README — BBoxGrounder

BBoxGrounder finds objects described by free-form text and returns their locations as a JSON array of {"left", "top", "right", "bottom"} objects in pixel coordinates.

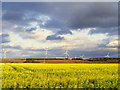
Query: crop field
[{"left": 1, "top": 63, "right": 119, "bottom": 89}]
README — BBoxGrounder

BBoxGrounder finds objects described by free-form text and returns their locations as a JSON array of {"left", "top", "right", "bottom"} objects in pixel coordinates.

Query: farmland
[
  {"left": 1, "top": 63, "right": 119, "bottom": 89},
  {"left": 1, "top": 58, "right": 119, "bottom": 63}
]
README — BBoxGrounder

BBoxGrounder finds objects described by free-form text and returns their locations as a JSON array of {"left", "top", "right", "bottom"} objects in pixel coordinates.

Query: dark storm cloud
[
  {"left": 42, "top": 19, "right": 72, "bottom": 35},
  {"left": 0, "top": 34, "right": 10, "bottom": 43},
  {"left": 2, "top": 2, "right": 51, "bottom": 14},
  {"left": 2, "top": 2, "right": 118, "bottom": 35},
  {"left": 42, "top": 18, "right": 65, "bottom": 29},
  {"left": 26, "top": 27, "right": 37, "bottom": 32},
  {"left": 2, "top": 11, "right": 37, "bottom": 27},
  {"left": 46, "top": 35, "right": 64, "bottom": 40},
  {"left": 57, "top": 29, "right": 72, "bottom": 35},
  {"left": 2, "top": 2, "right": 118, "bottom": 58},
  {"left": 89, "top": 27, "right": 118, "bottom": 35},
  {"left": 3, "top": 11, "right": 25, "bottom": 21},
  {"left": 67, "top": 3, "right": 117, "bottom": 29}
]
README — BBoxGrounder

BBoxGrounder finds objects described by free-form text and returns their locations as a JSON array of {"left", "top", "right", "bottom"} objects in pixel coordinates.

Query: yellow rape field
[{"left": 1, "top": 63, "right": 119, "bottom": 89}]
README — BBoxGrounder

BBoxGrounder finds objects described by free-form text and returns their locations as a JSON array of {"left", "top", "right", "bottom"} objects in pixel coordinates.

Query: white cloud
[
  {"left": 2, "top": 28, "right": 110, "bottom": 52},
  {"left": 0, "top": 33, "right": 2, "bottom": 35},
  {"left": 107, "top": 40, "right": 118, "bottom": 47},
  {"left": 37, "top": 15, "right": 51, "bottom": 25},
  {"left": 2, "top": 27, "right": 56, "bottom": 49},
  {"left": 59, "top": 28, "right": 109, "bottom": 51},
  {"left": 19, "top": 27, "right": 54, "bottom": 40},
  {"left": 106, "top": 35, "right": 119, "bottom": 47}
]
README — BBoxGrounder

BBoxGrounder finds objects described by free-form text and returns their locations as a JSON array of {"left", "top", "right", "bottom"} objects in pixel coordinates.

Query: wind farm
[
  {"left": 1, "top": 1, "right": 119, "bottom": 89},
  {"left": 1, "top": 48, "right": 119, "bottom": 63}
]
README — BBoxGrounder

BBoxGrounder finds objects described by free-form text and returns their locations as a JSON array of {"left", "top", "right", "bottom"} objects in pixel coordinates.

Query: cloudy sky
[{"left": 1, "top": 2, "right": 119, "bottom": 58}]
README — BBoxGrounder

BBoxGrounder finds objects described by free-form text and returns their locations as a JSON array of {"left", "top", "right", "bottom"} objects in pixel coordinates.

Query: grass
[{"left": 1, "top": 63, "right": 119, "bottom": 89}]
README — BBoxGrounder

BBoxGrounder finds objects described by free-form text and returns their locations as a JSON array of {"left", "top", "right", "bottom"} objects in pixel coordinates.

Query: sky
[{"left": 1, "top": 2, "right": 119, "bottom": 58}]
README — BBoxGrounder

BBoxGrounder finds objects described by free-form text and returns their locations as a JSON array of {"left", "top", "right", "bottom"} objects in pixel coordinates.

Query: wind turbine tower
[
  {"left": 43, "top": 48, "right": 49, "bottom": 63},
  {"left": 2, "top": 49, "right": 7, "bottom": 58},
  {"left": 45, "top": 48, "right": 49, "bottom": 58}
]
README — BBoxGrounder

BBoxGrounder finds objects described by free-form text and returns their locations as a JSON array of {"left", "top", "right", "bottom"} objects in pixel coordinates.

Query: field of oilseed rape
[{"left": 1, "top": 63, "right": 119, "bottom": 89}]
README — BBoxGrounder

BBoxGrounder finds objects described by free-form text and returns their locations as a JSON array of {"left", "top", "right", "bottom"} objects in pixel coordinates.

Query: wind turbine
[
  {"left": 104, "top": 52, "right": 110, "bottom": 58},
  {"left": 45, "top": 48, "right": 49, "bottom": 58},
  {"left": 44, "top": 48, "right": 49, "bottom": 63},
  {"left": 64, "top": 50, "right": 69, "bottom": 58},
  {"left": 80, "top": 54, "right": 84, "bottom": 59},
  {"left": 2, "top": 49, "right": 7, "bottom": 58}
]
